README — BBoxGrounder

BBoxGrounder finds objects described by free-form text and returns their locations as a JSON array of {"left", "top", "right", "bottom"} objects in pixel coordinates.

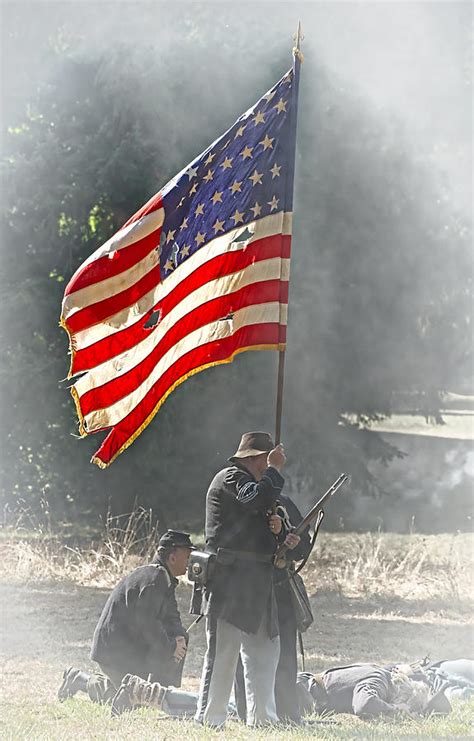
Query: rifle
[{"left": 273, "top": 473, "right": 349, "bottom": 569}]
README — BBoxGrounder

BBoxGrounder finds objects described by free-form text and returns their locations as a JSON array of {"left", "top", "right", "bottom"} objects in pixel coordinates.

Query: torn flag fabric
[{"left": 61, "top": 65, "right": 299, "bottom": 467}]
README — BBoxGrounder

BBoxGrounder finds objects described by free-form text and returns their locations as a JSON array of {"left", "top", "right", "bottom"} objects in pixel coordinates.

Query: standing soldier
[
  {"left": 58, "top": 530, "right": 195, "bottom": 703},
  {"left": 273, "top": 494, "right": 312, "bottom": 722},
  {"left": 234, "top": 494, "right": 312, "bottom": 724},
  {"left": 194, "top": 431, "right": 298, "bottom": 727}
]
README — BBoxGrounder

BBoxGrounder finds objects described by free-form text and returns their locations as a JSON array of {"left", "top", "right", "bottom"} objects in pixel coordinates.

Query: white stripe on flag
[
  {"left": 83, "top": 301, "right": 287, "bottom": 432},
  {"left": 72, "top": 206, "right": 164, "bottom": 269},
  {"left": 71, "top": 211, "right": 292, "bottom": 353},
  {"left": 62, "top": 248, "right": 160, "bottom": 318},
  {"left": 74, "top": 256, "right": 290, "bottom": 396}
]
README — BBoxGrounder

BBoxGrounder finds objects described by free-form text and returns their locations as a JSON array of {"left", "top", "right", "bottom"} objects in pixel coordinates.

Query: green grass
[{"left": 1, "top": 696, "right": 473, "bottom": 740}]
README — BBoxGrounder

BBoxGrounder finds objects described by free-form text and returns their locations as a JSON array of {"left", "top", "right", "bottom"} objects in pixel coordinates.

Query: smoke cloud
[{"left": 2, "top": 2, "right": 471, "bottom": 532}]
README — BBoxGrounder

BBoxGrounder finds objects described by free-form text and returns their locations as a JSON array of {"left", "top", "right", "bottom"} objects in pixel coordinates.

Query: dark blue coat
[
  {"left": 203, "top": 462, "right": 285, "bottom": 636},
  {"left": 90, "top": 558, "right": 186, "bottom": 682}
]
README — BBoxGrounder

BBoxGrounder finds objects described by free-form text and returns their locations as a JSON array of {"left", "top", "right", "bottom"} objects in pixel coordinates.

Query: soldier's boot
[
  {"left": 58, "top": 667, "right": 91, "bottom": 701},
  {"left": 111, "top": 674, "right": 167, "bottom": 717},
  {"left": 85, "top": 673, "right": 117, "bottom": 704}
]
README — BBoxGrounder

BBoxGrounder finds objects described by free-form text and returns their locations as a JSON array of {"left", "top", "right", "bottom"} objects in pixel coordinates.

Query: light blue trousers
[{"left": 195, "top": 615, "right": 280, "bottom": 726}]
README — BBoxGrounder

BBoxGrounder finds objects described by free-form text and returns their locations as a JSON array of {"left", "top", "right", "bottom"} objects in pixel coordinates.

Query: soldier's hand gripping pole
[{"left": 273, "top": 473, "right": 350, "bottom": 568}]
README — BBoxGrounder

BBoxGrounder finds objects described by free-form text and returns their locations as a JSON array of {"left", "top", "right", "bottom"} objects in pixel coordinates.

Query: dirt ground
[
  {"left": 1, "top": 532, "right": 473, "bottom": 738},
  {"left": 1, "top": 577, "right": 472, "bottom": 702}
]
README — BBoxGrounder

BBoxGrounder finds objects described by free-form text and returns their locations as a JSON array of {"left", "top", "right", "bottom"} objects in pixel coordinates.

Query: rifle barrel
[
  {"left": 274, "top": 473, "right": 349, "bottom": 566},
  {"left": 295, "top": 473, "right": 349, "bottom": 534}
]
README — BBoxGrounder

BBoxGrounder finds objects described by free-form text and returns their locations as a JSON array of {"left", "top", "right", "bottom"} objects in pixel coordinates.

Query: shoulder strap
[{"left": 295, "top": 509, "right": 324, "bottom": 575}]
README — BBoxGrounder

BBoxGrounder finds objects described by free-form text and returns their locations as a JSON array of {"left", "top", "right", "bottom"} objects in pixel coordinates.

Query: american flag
[{"left": 61, "top": 64, "right": 299, "bottom": 468}]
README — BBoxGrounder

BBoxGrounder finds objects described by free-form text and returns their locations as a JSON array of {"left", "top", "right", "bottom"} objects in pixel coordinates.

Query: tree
[{"left": 1, "top": 7, "right": 471, "bottom": 529}]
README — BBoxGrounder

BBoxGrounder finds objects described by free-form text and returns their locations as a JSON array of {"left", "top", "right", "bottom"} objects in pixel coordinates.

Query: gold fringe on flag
[{"left": 91, "top": 342, "right": 285, "bottom": 469}]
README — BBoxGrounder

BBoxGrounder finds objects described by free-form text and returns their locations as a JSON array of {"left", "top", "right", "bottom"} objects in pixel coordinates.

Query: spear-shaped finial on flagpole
[
  {"left": 293, "top": 21, "right": 304, "bottom": 62},
  {"left": 274, "top": 24, "right": 303, "bottom": 446}
]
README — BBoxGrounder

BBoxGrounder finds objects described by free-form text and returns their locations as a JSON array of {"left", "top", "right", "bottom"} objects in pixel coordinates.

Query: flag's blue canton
[{"left": 159, "top": 69, "right": 294, "bottom": 276}]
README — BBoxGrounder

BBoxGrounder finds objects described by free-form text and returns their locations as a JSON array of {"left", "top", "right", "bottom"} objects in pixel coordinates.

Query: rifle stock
[{"left": 274, "top": 473, "right": 349, "bottom": 568}]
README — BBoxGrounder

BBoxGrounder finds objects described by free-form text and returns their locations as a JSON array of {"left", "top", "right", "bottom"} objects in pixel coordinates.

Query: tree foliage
[{"left": 1, "top": 6, "right": 471, "bottom": 530}]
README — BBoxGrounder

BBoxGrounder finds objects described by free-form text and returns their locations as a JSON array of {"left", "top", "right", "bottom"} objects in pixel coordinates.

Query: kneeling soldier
[{"left": 58, "top": 530, "right": 195, "bottom": 704}]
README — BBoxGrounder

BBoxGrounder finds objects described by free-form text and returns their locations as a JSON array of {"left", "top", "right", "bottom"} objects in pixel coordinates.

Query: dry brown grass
[
  {"left": 1, "top": 515, "right": 473, "bottom": 740},
  {"left": 316, "top": 533, "right": 473, "bottom": 601},
  {"left": 1, "top": 511, "right": 472, "bottom": 607},
  {"left": 307, "top": 531, "right": 472, "bottom": 603},
  {"left": 0, "top": 508, "right": 161, "bottom": 588}
]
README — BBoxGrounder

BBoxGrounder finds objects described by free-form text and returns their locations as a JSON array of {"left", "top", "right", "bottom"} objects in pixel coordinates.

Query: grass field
[{"left": 1, "top": 527, "right": 473, "bottom": 739}]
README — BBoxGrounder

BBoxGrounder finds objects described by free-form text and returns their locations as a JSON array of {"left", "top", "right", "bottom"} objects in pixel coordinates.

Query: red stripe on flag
[
  {"left": 122, "top": 192, "right": 163, "bottom": 229},
  {"left": 159, "top": 235, "right": 290, "bottom": 321},
  {"left": 69, "top": 233, "right": 291, "bottom": 374},
  {"left": 91, "top": 322, "right": 285, "bottom": 467},
  {"left": 79, "top": 279, "right": 288, "bottom": 416},
  {"left": 66, "top": 265, "right": 162, "bottom": 334},
  {"left": 64, "top": 228, "right": 162, "bottom": 296}
]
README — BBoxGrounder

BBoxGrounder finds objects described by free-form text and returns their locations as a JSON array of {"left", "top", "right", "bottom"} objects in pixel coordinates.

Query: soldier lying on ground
[
  {"left": 58, "top": 530, "right": 195, "bottom": 710},
  {"left": 105, "top": 657, "right": 457, "bottom": 720},
  {"left": 57, "top": 657, "right": 465, "bottom": 721},
  {"left": 296, "top": 662, "right": 453, "bottom": 719}
]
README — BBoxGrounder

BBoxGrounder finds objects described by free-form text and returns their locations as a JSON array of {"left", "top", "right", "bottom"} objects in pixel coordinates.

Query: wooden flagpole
[{"left": 275, "top": 22, "right": 303, "bottom": 445}]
